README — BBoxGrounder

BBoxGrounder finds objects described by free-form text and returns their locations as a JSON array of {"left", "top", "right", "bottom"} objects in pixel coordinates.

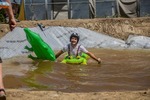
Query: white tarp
[
  {"left": 126, "top": 35, "right": 150, "bottom": 49},
  {"left": 0, "top": 26, "right": 150, "bottom": 59}
]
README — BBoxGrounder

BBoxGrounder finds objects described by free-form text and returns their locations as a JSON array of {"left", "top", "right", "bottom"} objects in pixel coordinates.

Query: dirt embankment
[
  {"left": 6, "top": 89, "right": 150, "bottom": 100},
  {"left": 0, "top": 17, "right": 150, "bottom": 40}
]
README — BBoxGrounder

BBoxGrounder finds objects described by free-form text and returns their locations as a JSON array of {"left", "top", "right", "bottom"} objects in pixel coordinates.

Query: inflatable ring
[{"left": 61, "top": 53, "right": 89, "bottom": 65}]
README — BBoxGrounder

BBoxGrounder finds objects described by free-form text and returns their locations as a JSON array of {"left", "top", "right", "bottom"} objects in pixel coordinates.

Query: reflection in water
[
  {"left": 3, "top": 49, "right": 150, "bottom": 92},
  {"left": 23, "top": 61, "right": 54, "bottom": 89}
]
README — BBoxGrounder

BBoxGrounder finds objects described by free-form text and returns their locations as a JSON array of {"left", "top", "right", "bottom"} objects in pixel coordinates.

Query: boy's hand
[{"left": 97, "top": 58, "right": 101, "bottom": 64}]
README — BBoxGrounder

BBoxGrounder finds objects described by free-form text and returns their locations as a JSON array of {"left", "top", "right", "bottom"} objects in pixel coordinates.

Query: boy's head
[{"left": 70, "top": 33, "right": 80, "bottom": 44}]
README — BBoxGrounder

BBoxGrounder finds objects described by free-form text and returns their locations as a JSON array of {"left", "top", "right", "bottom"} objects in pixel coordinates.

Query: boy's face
[{"left": 70, "top": 37, "right": 78, "bottom": 45}]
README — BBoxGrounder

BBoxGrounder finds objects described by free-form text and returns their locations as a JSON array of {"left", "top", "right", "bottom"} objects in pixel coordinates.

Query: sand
[{"left": 5, "top": 89, "right": 150, "bottom": 100}]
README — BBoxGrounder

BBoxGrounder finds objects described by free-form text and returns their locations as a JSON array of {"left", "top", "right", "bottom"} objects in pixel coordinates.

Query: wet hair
[{"left": 70, "top": 33, "right": 80, "bottom": 43}]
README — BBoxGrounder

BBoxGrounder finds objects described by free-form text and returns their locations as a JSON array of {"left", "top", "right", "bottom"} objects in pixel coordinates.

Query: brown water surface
[{"left": 3, "top": 49, "right": 150, "bottom": 92}]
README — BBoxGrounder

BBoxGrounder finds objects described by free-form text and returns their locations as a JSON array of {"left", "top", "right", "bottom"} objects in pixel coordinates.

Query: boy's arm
[
  {"left": 55, "top": 50, "right": 64, "bottom": 59},
  {"left": 86, "top": 52, "right": 101, "bottom": 64}
]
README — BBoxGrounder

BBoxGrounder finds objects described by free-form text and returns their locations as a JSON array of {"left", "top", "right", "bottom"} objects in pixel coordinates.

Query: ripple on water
[{"left": 3, "top": 49, "right": 150, "bottom": 92}]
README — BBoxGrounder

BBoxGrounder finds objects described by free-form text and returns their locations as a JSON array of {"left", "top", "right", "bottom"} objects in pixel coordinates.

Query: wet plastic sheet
[
  {"left": 0, "top": 26, "right": 150, "bottom": 59},
  {"left": 126, "top": 35, "right": 150, "bottom": 49}
]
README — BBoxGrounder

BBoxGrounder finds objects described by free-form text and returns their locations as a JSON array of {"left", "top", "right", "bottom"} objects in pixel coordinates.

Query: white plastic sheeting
[
  {"left": 126, "top": 35, "right": 150, "bottom": 49},
  {"left": 0, "top": 26, "right": 150, "bottom": 59}
]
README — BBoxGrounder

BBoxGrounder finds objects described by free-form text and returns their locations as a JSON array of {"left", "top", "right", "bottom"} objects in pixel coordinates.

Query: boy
[{"left": 55, "top": 33, "right": 101, "bottom": 64}]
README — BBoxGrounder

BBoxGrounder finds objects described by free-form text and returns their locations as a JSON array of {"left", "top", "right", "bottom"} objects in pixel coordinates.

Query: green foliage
[{"left": 0, "top": 9, "right": 6, "bottom": 23}]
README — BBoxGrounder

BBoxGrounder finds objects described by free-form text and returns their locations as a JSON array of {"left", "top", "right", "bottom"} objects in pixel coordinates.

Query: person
[
  {"left": 2, "top": 0, "right": 17, "bottom": 30},
  {"left": 0, "top": 58, "right": 5, "bottom": 98},
  {"left": 55, "top": 33, "right": 101, "bottom": 64},
  {"left": 0, "top": 0, "right": 17, "bottom": 98}
]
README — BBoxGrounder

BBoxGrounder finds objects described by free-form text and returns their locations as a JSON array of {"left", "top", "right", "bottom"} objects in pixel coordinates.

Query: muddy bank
[
  {"left": 6, "top": 89, "right": 150, "bottom": 100},
  {"left": 0, "top": 17, "right": 150, "bottom": 40}
]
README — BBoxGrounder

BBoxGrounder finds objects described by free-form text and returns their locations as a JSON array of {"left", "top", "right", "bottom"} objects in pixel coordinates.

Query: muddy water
[{"left": 2, "top": 49, "right": 150, "bottom": 92}]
